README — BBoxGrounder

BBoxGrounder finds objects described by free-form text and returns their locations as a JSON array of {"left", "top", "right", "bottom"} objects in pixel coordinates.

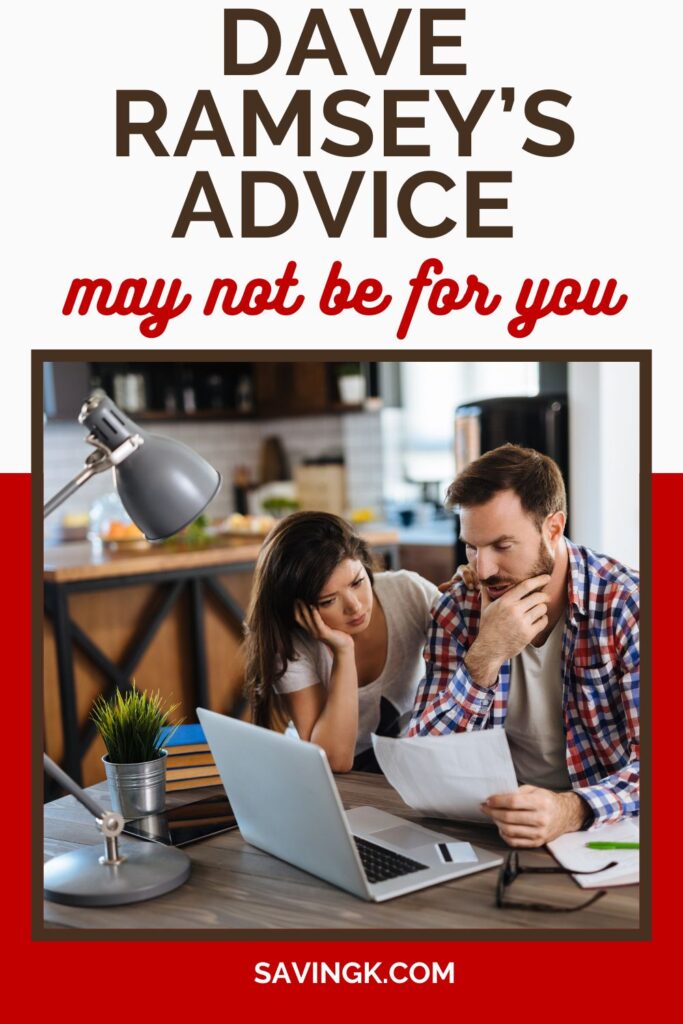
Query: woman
[{"left": 244, "top": 511, "right": 439, "bottom": 772}]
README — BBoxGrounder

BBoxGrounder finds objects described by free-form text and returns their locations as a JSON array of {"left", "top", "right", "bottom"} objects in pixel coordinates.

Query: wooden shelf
[{"left": 46, "top": 360, "right": 383, "bottom": 423}]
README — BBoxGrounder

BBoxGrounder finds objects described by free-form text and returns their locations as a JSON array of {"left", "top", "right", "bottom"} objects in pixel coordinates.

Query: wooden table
[{"left": 41, "top": 772, "right": 641, "bottom": 937}]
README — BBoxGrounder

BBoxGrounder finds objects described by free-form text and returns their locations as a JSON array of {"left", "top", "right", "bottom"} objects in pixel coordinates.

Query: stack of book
[{"left": 160, "top": 723, "right": 222, "bottom": 792}]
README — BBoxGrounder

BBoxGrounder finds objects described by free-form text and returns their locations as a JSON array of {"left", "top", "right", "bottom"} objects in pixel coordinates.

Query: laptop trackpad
[{"left": 371, "top": 824, "right": 439, "bottom": 851}]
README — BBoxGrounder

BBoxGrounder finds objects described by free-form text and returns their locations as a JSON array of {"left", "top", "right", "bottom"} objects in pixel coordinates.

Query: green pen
[{"left": 585, "top": 841, "right": 639, "bottom": 850}]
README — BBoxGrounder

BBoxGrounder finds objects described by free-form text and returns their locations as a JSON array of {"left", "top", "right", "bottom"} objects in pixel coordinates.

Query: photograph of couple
[{"left": 39, "top": 355, "right": 644, "bottom": 936}]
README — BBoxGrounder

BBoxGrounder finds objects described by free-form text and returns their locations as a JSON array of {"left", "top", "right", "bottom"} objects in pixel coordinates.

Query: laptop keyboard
[{"left": 353, "top": 836, "right": 429, "bottom": 884}]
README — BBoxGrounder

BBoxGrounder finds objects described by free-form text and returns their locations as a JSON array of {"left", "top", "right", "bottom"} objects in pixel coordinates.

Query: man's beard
[
  {"left": 529, "top": 538, "right": 555, "bottom": 579},
  {"left": 480, "top": 538, "right": 555, "bottom": 595}
]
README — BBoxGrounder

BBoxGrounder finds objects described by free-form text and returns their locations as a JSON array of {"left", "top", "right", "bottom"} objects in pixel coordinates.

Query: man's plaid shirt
[{"left": 409, "top": 538, "right": 640, "bottom": 826}]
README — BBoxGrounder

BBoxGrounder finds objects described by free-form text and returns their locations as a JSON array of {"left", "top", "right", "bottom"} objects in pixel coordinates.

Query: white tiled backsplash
[
  {"left": 43, "top": 411, "right": 384, "bottom": 541},
  {"left": 342, "top": 412, "right": 385, "bottom": 512}
]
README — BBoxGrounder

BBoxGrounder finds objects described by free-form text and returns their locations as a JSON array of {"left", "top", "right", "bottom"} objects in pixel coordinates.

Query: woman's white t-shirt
[{"left": 274, "top": 570, "right": 439, "bottom": 756}]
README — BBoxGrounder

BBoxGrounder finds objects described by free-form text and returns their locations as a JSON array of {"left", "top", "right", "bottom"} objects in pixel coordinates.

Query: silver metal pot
[{"left": 102, "top": 750, "right": 167, "bottom": 819}]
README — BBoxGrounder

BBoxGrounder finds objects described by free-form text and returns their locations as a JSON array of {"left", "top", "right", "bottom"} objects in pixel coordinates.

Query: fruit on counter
[
  {"left": 226, "top": 512, "right": 248, "bottom": 529},
  {"left": 253, "top": 515, "right": 276, "bottom": 532},
  {"left": 224, "top": 512, "right": 276, "bottom": 533},
  {"left": 102, "top": 520, "right": 146, "bottom": 541},
  {"left": 350, "top": 507, "right": 375, "bottom": 524}
]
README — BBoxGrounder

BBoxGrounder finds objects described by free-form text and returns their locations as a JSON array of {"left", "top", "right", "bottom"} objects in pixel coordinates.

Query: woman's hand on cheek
[{"left": 295, "top": 601, "right": 354, "bottom": 654}]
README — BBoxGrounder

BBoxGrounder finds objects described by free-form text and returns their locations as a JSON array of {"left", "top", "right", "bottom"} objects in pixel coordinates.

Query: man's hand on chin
[{"left": 481, "top": 786, "right": 592, "bottom": 847}]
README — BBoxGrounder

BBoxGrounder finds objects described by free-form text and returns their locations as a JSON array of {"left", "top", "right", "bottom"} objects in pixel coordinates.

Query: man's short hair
[{"left": 445, "top": 444, "right": 567, "bottom": 530}]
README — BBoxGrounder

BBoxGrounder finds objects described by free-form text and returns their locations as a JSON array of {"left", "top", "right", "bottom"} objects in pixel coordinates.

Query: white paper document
[
  {"left": 546, "top": 818, "right": 639, "bottom": 888},
  {"left": 372, "top": 728, "right": 518, "bottom": 823}
]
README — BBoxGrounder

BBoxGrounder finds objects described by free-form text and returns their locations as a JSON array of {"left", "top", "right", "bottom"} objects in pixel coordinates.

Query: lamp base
[{"left": 44, "top": 841, "right": 191, "bottom": 906}]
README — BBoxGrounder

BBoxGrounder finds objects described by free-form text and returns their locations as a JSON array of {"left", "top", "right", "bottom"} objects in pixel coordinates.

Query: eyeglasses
[{"left": 496, "top": 850, "right": 617, "bottom": 913}]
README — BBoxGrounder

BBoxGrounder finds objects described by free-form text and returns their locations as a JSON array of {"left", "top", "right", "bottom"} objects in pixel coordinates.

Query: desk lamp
[
  {"left": 43, "top": 754, "right": 191, "bottom": 905},
  {"left": 44, "top": 391, "right": 222, "bottom": 538},
  {"left": 43, "top": 389, "right": 222, "bottom": 903}
]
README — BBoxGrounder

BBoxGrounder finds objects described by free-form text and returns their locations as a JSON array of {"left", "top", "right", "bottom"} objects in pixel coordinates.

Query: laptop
[{"left": 196, "top": 708, "right": 502, "bottom": 902}]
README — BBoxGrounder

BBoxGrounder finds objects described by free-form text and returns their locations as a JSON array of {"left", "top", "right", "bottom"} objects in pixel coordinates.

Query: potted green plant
[
  {"left": 335, "top": 363, "right": 366, "bottom": 404},
  {"left": 91, "top": 684, "right": 181, "bottom": 818}
]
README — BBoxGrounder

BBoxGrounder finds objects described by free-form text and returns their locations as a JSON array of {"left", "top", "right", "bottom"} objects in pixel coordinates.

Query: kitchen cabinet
[
  {"left": 44, "top": 360, "right": 381, "bottom": 422},
  {"left": 253, "top": 361, "right": 329, "bottom": 416},
  {"left": 88, "top": 361, "right": 256, "bottom": 421}
]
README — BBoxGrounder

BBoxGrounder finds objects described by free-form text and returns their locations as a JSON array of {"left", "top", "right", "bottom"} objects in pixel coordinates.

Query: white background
[{"left": 5, "top": 1, "right": 680, "bottom": 471}]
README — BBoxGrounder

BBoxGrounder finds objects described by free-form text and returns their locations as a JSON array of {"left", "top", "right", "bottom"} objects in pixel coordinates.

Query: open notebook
[{"left": 547, "top": 818, "right": 639, "bottom": 888}]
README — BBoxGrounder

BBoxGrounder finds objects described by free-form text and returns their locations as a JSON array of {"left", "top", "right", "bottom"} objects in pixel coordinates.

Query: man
[{"left": 409, "top": 444, "right": 639, "bottom": 847}]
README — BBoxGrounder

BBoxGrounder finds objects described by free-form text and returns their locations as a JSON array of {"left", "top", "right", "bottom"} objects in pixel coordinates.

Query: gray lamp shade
[
  {"left": 116, "top": 433, "right": 221, "bottom": 540},
  {"left": 80, "top": 393, "right": 221, "bottom": 540}
]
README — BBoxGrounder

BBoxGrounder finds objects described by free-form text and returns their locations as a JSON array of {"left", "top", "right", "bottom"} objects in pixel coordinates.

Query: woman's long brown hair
[{"left": 243, "top": 512, "right": 375, "bottom": 728}]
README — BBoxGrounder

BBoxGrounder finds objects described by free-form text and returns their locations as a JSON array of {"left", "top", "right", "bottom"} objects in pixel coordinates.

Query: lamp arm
[
  {"left": 43, "top": 461, "right": 103, "bottom": 519},
  {"left": 43, "top": 433, "right": 144, "bottom": 519},
  {"left": 44, "top": 754, "right": 126, "bottom": 867},
  {"left": 43, "top": 753, "right": 109, "bottom": 819}
]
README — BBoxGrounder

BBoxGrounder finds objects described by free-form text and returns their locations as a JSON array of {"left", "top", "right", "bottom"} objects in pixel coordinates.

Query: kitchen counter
[
  {"left": 43, "top": 537, "right": 264, "bottom": 582},
  {"left": 44, "top": 527, "right": 400, "bottom": 581}
]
